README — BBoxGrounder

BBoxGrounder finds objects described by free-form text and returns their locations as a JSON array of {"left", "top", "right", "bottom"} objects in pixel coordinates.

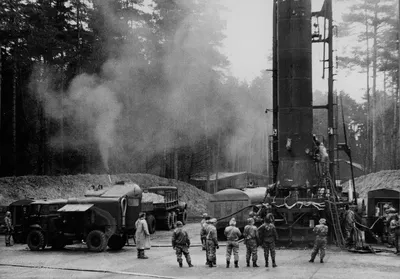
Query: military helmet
[
  {"left": 176, "top": 221, "right": 183, "bottom": 227},
  {"left": 210, "top": 218, "right": 217, "bottom": 223},
  {"left": 319, "top": 218, "right": 327, "bottom": 224}
]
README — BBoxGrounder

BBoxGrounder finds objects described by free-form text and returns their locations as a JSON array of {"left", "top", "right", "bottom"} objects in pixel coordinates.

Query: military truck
[
  {"left": 22, "top": 199, "right": 68, "bottom": 250},
  {"left": 49, "top": 181, "right": 144, "bottom": 252},
  {"left": 143, "top": 186, "right": 188, "bottom": 230}
]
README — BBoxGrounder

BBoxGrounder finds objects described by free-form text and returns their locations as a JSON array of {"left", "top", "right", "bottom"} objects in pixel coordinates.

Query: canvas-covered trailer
[{"left": 208, "top": 187, "right": 266, "bottom": 232}]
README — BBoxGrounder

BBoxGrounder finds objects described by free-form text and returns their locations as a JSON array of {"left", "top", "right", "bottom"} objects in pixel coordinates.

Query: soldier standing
[
  {"left": 135, "top": 212, "right": 151, "bottom": 259},
  {"left": 389, "top": 214, "right": 400, "bottom": 254},
  {"left": 344, "top": 205, "right": 356, "bottom": 247},
  {"left": 243, "top": 217, "right": 259, "bottom": 267},
  {"left": 258, "top": 216, "right": 278, "bottom": 268},
  {"left": 172, "top": 221, "right": 194, "bottom": 267},
  {"left": 205, "top": 218, "right": 219, "bottom": 267},
  {"left": 309, "top": 218, "right": 328, "bottom": 263},
  {"left": 224, "top": 218, "right": 241, "bottom": 268},
  {"left": 200, "top": 213, "right": 209, "bottom": 251},
  {"left": 4, "top": 211, "right": 13, "bottom": 247},
  {"left": 201, "top": 217, "right": 211, "bottom": 265}
]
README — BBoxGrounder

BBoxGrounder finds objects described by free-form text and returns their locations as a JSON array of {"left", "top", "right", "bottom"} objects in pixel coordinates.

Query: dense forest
[
  {"left": 0, "top": 0, "right": 271, "bottom": 180},
  {"left": 0, "top": 0, "right": 399, "bottom": 183}
]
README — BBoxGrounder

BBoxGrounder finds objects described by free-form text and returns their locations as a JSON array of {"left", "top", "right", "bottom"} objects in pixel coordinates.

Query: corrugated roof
[
  {"left": 58, "top": 204, "right": 94, "bottom": 212},
  {"left": 341, "top": 170, "right": 400, "bottom": 198},
  {"left": 191, "top": 172, "right": 268, "bottom": 181}
]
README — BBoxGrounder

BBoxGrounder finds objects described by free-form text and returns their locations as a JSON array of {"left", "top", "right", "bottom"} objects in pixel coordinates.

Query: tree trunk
[
  {"left": 371, "top": 6, "right": 378, "bottom": 172},
  {"left": 365, "top": 0, "right": 371, "bottom": 173},
  {"left": 12, "top": 61, "right": 17, "bottom": 176},
  {"left": 0, "top": 42, "right": 2, "bottom": 171}
]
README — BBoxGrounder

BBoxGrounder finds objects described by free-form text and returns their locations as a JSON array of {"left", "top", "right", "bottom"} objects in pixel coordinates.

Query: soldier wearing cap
[
  {"left": 205, "top": 218, "right": 219, "bottom": 267},
  {"left": 4, "top": 211, "right": 13, "bottom": 246},
  {"left": 309, "top": 218, "right": 328, "bottom": 263},
  {"left": 243, "top": 217, "right": 259, "bottom": 267},
  {"left": 172, "top": 221, "right": 193, "bottom": 267},
  {"left": 224, "top": 218, "right": 241, "bottom": 268}
]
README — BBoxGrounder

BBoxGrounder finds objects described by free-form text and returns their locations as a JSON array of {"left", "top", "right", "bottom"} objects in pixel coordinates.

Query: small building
[{"left": 189, "top": 171, "right": 269, "bottom": 194}]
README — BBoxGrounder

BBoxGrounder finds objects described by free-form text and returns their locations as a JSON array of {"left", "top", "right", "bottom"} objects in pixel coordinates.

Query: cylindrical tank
[
  {"left": 208, "top": 188, "right": 266, "bottom": 231},
  {"left": 277, "top": 0, "right": 316, "bottom": 186}
]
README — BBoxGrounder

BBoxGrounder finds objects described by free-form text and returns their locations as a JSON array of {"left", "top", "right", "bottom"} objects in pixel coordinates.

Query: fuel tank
[{"left": 277, "top": 0, "right": 316, "bottom": 187}]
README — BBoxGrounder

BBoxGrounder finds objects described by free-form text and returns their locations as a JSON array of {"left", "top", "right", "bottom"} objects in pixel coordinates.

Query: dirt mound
[
  {"left": 342, "top": 170, "right": 400, "bottom": 198},
  {"left": 0, "top": 173, "right": 211, "bottom": 217}
]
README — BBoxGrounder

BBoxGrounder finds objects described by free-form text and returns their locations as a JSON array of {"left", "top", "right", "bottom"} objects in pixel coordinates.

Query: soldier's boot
[
  {"left": 178, "top": 260, "right": 183, "bottom": 268},
  {"left": 309, "top": 258, "right": 314, "bottom": 263},
  {"left": 272, "top": 260, "right": 277, "bottom": 268},
  {"left": 234, "top": 261, "right": 239, "bottom": 268},
  {"left": 320, "top": 259, "right": 324, "bottom": 263},
  {"left": 253, "top": 261, "right": 259, "bottom": 267},
  {"left": 208, "top": 262, "right": 214, "bottom": 268},
  {"left": 188, "top": 262, "right": 194, "bottom": 267},
  {"left": 137, "top": 250, "right": 141, "bottom": 258},
  {"left": 246, "top": 261, "right": 250, "bottom": 267},
  {"left": 226, "top": 260, "right": 230, "bottom": 268},
  {"left": 140, "top": 250, "right": 149, "bottom": 259},
  {"left": 265, "top": 256, "right": 269, "bottom": 267}
]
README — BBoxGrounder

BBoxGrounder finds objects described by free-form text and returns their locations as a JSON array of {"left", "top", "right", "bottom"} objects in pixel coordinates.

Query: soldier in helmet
[
  {"left": 389, "top": 213, "right": 400, "bottom": 254},
  {"left": 172, "top": 221, "right": 193, "bottom": 268},
  {"left": 200, "top": 213, "right": 209, "bottom": 250},
  {"left": 258, "top": 216, "right": 278, "bottom": 268},
  {"left": 344, "top": 205, "right": 356, "bottom": 247},
  {"left": 224, "top": 218, "right": 241, "bottom": 268},
  {"left": 309, "top": 218, "right": 328, "bottom": 263},
  {"left": 205, "top": 218, "right": 219, "bottom": 267},
  {"left": 243, "top": 217, "right": 259, "bottom": 267},
  {"left": 4, "top": 211, "right": 13, "bottom": 247}
]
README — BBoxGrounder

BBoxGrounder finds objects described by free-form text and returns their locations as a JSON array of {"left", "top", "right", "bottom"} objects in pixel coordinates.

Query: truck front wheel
[
  {"left": 27, "top": 230, "right": 45, "bottom": 251},
  {"left": 180, "top": 209, "right": 188, "bottom": 225},
  {"left": 171, "top": 211, "right": 178, "bottom": 229},
  {"left": 164, "top": 212, "right": 173, "bottom": 230},
  {"left": 87, "top": 230, "right": 108, "bottom": 252},
  {"left": 146, "top": 215, "right": 156, "bottom": 234}
]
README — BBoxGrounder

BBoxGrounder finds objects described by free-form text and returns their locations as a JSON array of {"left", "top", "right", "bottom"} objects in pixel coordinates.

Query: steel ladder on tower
[{"left": 325, "top": 174, "right": 345, "bottom": 248}]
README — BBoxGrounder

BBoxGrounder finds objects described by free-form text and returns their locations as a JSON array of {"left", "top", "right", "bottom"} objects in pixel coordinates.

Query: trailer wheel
[
  {"left": 27, "top": 230, "right": 45, "bottom": 251},
  {"left": 164, "top": 212, "right": 173, "bottom": 230},
  {"left": 86, "top": 230, "right": 108, "bottom": 252},
  {"left": 146, "top": 215, "right": 156, "bottom": 234},
  {"left": 171, "top": 211, "right": 178, "bottom": 229},
  {"left": 108, "top": 234, "right": 126, "bottom": 250},
  {"left": 180, "top": 209, "right": 188, "bottom": 225}
]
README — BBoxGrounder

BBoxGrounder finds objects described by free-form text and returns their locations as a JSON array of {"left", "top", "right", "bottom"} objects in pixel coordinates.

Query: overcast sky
[{"left": 222, "top": 0, "right": 373, "bottom": 103}]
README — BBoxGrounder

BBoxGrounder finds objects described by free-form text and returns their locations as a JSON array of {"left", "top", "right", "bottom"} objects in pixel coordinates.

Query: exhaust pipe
[{"left": 121, "top": 197, "right": 127, "bottom": 228}]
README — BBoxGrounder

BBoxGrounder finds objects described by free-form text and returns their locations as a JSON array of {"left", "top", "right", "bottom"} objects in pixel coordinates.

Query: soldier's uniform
[
  {"left": 258, "top": 219, "right": 278, "bottom": 267},
  {"left": 172, "top": 221, "right": 193, "bottom": 267},
  {"left": 206, "top": 218, "right": 218, "bottom": 267},
  {"left": 4, "top": 212, "right": 13, "bottom": 246},
  {"left": 243, "top": 218, "right": 259, "bottom": 267},
  {"left": 344, "top": 207, "right": 355, "bottom": 247},
  {"left": 389, "top": 215, "right": 400, "bottom": 254},
  {"left": 200, "top": 214, "right": 209, "bottom": 251},
  {"left": 224, "top": 219, "right": 242, "bottom": 268},
  {"left": 310, "top": 218, "right": 328, "bottom": 263}
]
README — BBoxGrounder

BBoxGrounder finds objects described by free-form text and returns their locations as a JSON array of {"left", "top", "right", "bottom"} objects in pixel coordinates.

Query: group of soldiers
[
  {"left": 197, "top": 213, "right": 279, "bottom": 268},
  {"left": 174, "top": 212, "right": 329, "bottom": 269}
]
